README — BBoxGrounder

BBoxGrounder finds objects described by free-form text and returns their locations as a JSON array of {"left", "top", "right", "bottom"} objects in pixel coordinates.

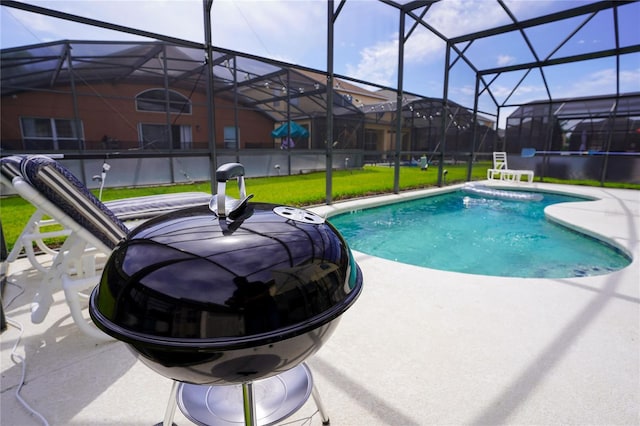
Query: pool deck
[{"left": 2, "top": 181, "right": 639, "bottom": 425}]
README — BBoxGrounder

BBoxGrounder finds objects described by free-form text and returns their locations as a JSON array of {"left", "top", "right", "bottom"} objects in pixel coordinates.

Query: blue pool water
[{"left": 329, "top": 190, "right": 631, "bottom": 278}]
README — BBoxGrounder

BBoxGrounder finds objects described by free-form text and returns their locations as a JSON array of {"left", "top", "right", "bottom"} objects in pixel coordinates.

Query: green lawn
[{"left": 1, "top": 162, "right": 638, "bottom": 253}]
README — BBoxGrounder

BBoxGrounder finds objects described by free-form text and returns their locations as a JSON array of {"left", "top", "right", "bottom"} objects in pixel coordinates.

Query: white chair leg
[
  {"left": 32, "top": 226, "right": 71, "bottom": 257},
  {"left": 27, "top": 229, "right": 110, "bottom": 339},
  {"left": 62, "top": 273, "right": 112, "bottom": 341},
  {"left": 62, "top": 240, "right": 111, "bottom": 340},
  {"left": 7, "top": 210, "right": 70, "bottom": 274},
  {"left": 30, "top": 235, "right": 78, "bottom": 325},
  {"left": 23, "top": 236, "right": 54, "bottom": 274},
  {"left": 30, "top": 239, "right": 69, "bottom": 324},
  {"left": 7, "top": 211, "right": 42, "bottom": 271}
]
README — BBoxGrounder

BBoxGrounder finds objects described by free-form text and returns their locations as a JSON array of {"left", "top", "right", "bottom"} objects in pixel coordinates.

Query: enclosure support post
[
  {"left": 231, "top": 57, "right": 240, "bottom": 163},
  {"left": 496, "top": 108, "right": 502, "bottom": 151},
  {"left": 600, "top": 100, "right": 618, "bottom": 186},
  {"left": 393, "top": 9, "right": 406, "bottom": 194},
  {"left": 161, "top": 45, "right": 177, "bottom": 182},
  {"left": 602, "top": 9, "right": 621, "bottom": 186},
  {"left": 65, "top": 44, "right": 88, "bottom": 183},
  {"left": 325, "top": 0, "right": 335, "bottom": 205},
  {"left": 540, "top": 101, "right": 556, "bottom": 181},
  {"left": 287, "top": 70, "right": 292, "bottom": 176},
  {"left": 438, "top": 44, "right": 451, "bottom": 187},
  {"left": 203, "top": 0, "right": 217, "bottom": 193},
  {"left": 466, "top": 75, "right": 481, "bottom": 181}
]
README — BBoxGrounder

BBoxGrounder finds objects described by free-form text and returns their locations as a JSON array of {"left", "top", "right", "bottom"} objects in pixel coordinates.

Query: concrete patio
[{"left": 2, "top": 182, "right": 638, "bottom": 425}]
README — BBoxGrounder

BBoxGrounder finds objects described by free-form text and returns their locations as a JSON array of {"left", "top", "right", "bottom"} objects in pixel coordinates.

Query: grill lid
[{"left": 90, "top": 163, "right": 362, "bottom": 347}]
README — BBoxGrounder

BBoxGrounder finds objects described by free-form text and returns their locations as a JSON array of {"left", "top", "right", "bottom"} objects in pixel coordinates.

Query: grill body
[{"left": 90, "top": 202, "right": 362, "bottom": 385}]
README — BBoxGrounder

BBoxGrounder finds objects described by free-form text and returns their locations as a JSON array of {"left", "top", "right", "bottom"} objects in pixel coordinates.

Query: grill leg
[
  {"left": 242, "top": 382, "right": 257, "bottom": 426},
  {"left": 312, "top": 383, "right": 330, "bottom": 425},
  {"left": 154, "top": 380, "right": 179, "bottom": 426}
]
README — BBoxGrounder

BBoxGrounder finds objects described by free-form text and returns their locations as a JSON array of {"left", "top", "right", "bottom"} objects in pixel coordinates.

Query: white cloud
[
  {"left": 424, "top": 0, "right": 550, "bottom": 38},
  {"left": 2, "top": 0, "right": 205, "bottom": 45},
  {"left": 497, "top": 54, "right": 516, "bottom": 67},
  {"left": 342, "top": 0, "right": 551, "bottom": 90},
  {"left": 620, "top": 68, "right": 640, "bottom": 88},
  {"left": 455, "top": 82, "right": 543, "bottom": 99},
  {"left": 342, "top": 26, "right": 445, "bottom": 87},
  {"left": 210, "top": 1, "right": 325, "bottom": 63},
  {"left": 457, "top": 85, "right": 476, "bottom": 97},
  {"left": 345, "top": 37, "right": 398, "bottom": 87},
  {"left": 580, "top": 68, "right": 617, "bottom": 90},
  {"left": 2, "top": 1, "right": 327, "bottom": 65},
  {"left": 556, "top": 67, "right": 640, "bottom": 98}
]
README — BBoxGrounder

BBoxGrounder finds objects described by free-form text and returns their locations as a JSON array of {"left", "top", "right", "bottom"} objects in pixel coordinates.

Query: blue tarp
[{"left": 271, "top": 121, "right": 309, "bottom": 138}]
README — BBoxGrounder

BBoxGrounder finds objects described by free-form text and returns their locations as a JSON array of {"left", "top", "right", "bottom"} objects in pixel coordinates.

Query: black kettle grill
[{"left": 89, "top": 163, "right": 363, "bottom": 425}]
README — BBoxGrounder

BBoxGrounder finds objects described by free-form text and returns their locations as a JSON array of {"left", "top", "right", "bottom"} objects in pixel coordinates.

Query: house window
[
  {"left": 20, "top": 117, "right": 83, "bottom": 150},
  {"left": 223, "top": 126, "right": 239, "bottom": 149},
  {"left": 364, "top": 129, "right": 378, "bottom": 150},
  {"left": 136, "top": 89, "right": 191, "bottom": 114},
  {"left": 139, "top": 123, "right": 192, "bottom": 150}
]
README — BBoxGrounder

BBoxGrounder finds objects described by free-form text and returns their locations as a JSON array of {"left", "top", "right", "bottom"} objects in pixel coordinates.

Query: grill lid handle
[
  {"left": 216, "top": 162, "right": 245, "bottom": 182},
  {"left": 210, "top": 163, "right": 254, "bottom": 219}
]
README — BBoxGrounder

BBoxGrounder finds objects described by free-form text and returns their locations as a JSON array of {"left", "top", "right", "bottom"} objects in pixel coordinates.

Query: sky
[{"left": 1, "top": 0, "right": 639, "bottom": 127}]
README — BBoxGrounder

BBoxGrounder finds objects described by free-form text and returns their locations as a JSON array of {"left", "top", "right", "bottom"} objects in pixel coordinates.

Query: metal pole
[
  {"left": 161, "top": 45, "right": 176, "bottom": 181},
  {"left": 540, "top": 103, "right": 556, "bottom": 181},
  {"left": 65, "top": 43, "right": 87, "bottom": 182},
  {"left": 1, "top": 220, "right": 7, "bottom": 333},
  {"left": 601, "top": 5, "right": 621, "bottom": 186},
  {"left": 232, "top": 56, "right": 240, "bottom": 163},
  {"left": 287, "top": 69, "right": 292, "bottom": 175},
  {"left": 600, "top": 100, "right": 618, "bottom": 186},
  {"left": 242, "top": 382, "right": 257, "bottom": 426},
  {"left": 438, "top": 44, "right": 451, "bottom": 187},
  {"left": 393, "top": 9, "right": 406, "bottom": 194},
  {"left": 495, "top": 108, "right": 502, "bottom": 152},
  {"left": 311, "top": 384, "right": 330, "bottom": 425},
  {"left": 325, "top": 0, "right": 335, "bottom": 204},
  {"left": 203, "top": 0, "right": 217, "bottom": 193},
  {"left": 161, "top": 381, "right": 179, "bottom": 426},
  {"left": 466, "top": 74, "right": 481, "bottom": 181}
]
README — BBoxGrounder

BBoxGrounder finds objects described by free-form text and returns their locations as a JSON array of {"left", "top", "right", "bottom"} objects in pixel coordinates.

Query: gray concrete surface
[{"left": 2, "top": 182, "right": 638, "bottom": 425}]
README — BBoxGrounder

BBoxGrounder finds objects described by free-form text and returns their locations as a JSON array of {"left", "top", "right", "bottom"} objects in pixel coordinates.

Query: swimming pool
[{"left": 328, "top": 189, "right": 631, "bottom": 278}]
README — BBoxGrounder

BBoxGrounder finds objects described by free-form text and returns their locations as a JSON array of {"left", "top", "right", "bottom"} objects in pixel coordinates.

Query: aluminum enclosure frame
[{"left": 1, "top": 0, "right": 639, "bottom": 198}]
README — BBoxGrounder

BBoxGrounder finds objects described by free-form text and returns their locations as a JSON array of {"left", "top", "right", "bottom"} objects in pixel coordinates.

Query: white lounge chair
[
  {"left": 1, "top": 155, "right": 212, "bottom": 274},
  {"left": 487, "top": 152, "right": 534, "bottom": 183},
  {"left": 1, "top": 156, "right": 72, "bottom": 274},
  {"left": 3, "top": 155, "right": 212, "bottom": 339}
]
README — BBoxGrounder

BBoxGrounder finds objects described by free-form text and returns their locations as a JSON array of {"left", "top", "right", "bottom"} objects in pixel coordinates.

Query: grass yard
[
  {"left": 0, "top": 164, "right": 479, "bottom": 252},
  {"left": 1, "top": 162, "right": 638, "bottom": 253}
]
